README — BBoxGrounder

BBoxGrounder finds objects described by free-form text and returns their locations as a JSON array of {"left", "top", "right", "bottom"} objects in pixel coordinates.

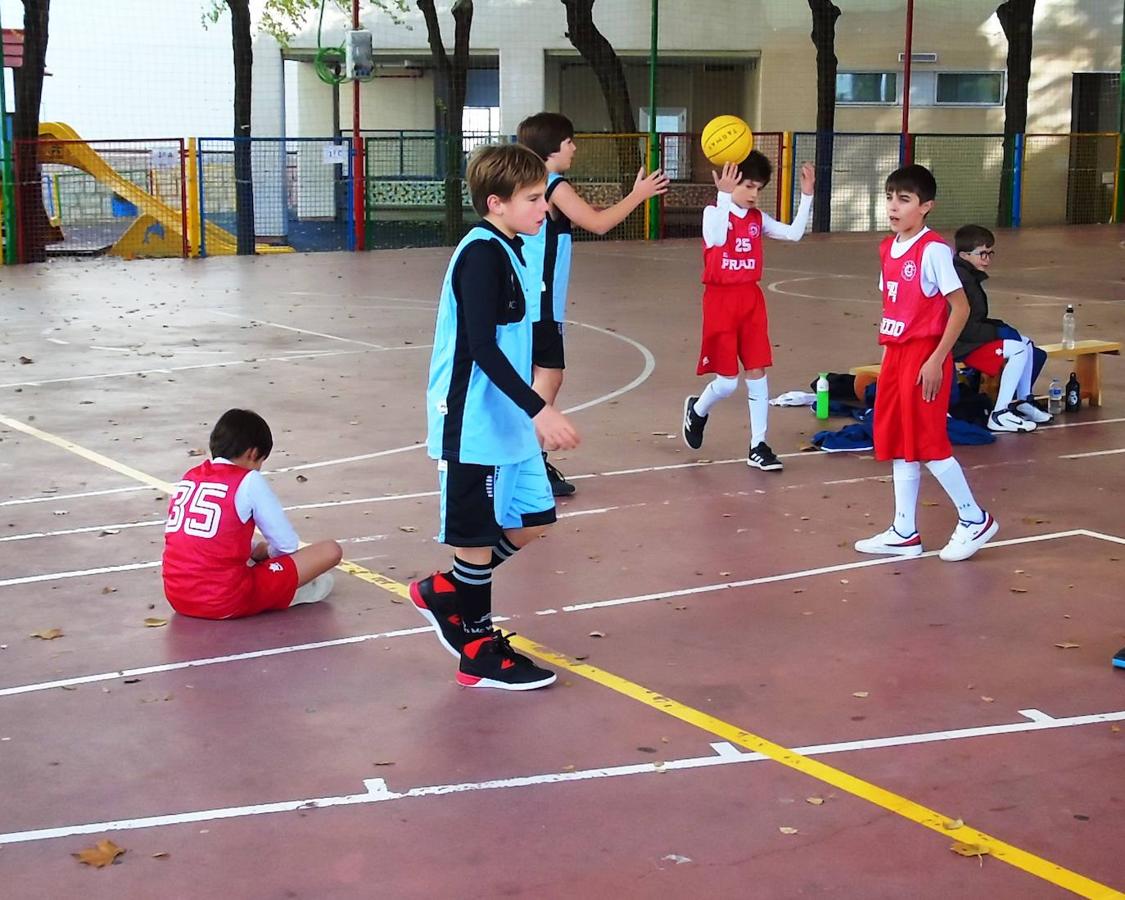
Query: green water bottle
[{"left": 816, "top": 372, "right": 830, "bottom": 420}]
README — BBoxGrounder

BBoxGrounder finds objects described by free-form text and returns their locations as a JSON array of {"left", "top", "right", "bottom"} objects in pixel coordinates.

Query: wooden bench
[{"left": 850, "top": 338, "right": 1121, "bottom": 407}]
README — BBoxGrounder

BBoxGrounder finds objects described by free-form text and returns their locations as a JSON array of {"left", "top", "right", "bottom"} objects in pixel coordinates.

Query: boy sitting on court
[
  {"left": 854, "top": 165, "right": 998, "bottom": 562},
  {"left": 951, "top": 224, "right": 1051, "bottom": 432},
  {"left": 517, "top": 112, "right": 669, "bottom": 496},
  {"left": 162, "top": 408, "right": 342, "bottom": 619},
  {"left": 410, "top": 143, "right": 579, "bottom": 692},
  {"left": 681, "top": 152, "right": 815, "bottom": 471}
]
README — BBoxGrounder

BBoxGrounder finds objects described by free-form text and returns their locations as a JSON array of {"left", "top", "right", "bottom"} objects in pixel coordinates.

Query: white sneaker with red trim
[
  {"left": 938, "top": 512, "right": 999, "bottom": 562},
  {"left": 854, "top": 527, "right": 923, "bottom": 557}
]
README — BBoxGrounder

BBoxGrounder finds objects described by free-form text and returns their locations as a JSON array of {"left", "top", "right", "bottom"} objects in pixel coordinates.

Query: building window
[
  {"left": 935, "top": 72, "right": 1004, "bottom": 105},
  {"left": 836, "top": 72, "right": 898, "bottom": 105}
]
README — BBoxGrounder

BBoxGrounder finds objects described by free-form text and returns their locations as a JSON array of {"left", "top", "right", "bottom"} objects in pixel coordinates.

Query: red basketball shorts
[
  {"left": 960, "top": 340, "right": 1005, "bottom": 377},
  {"left": 874, "top": 336, "right": 953, "bottom": 463},
  {"left": 696, "top": 282, "right": 772, "bottom": 376}
]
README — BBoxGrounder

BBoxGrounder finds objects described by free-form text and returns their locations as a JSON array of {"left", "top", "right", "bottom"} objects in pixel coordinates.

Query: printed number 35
[{"left": 166, "top": 481, "right": 228, "bottom": 538}]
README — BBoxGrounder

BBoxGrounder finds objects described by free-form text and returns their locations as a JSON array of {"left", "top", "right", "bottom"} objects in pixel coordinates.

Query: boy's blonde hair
[{"left": 466, "top": 144, "right": 546, "bottom": 217}]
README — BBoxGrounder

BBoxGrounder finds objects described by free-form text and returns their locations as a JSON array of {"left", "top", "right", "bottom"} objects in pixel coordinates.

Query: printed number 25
[
  {"left": 166, "top": 481, "right": 228, "bottom": 538},
  {"left": 735, "top": 237, "right": 752, "bottom": 253}
]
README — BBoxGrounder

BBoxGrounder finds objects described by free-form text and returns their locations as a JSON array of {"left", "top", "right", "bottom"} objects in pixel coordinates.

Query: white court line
[
  {"left": 0, "top": 485, "right": 155, "bottom": 508},
  {"left": 0, "top": 625, "right": 433, "bottom": 698},
  {"left": 1039, "top": 416, "right": 1125, "bottom": 431},
  {"left": 210, "top": 309, "right": 388, "bottom": 350},
  {"left": 248, "top": 318, "right": 657, "bottom": 475},
  {"left": 1, "top": 706, "right": 1121, "bottom": 846},
  {"left": 1058, "top": 448, "right": 1125, "bottom": 459},
  {"left": 0, "top": 560, "right": 161, "bottom": 588},
  {"left": 4, "top": 530, "right": 1118, "bottom": 696},
  {"left": 766, "top": 276, "right": 876, "bottom": 305},
  {"left": 561, "top": 321, "right": 656, "bottom": 415},
  {"left": 0, "top": 349, "right": 370, "bottom": 390},
  {"left": 267, "top": 443, "right": 426, "bottom": 474},
  {"left": 557, "top": 530, "right": 1097, "bottom": 613}
]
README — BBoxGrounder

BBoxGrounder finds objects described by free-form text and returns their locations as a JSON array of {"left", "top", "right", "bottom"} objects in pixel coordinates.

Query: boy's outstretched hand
[
  {"left": 534, "top": 405, "right": 580, "bottom": 451},
  {"left": 712, "top": 161, "right": 742, "bottom": 194},
  {"left": 631, "top": 166, "right": 670, "bottom": 200},
  {"left": 799, "top": 161, "right": 816, "bottom": 195}
]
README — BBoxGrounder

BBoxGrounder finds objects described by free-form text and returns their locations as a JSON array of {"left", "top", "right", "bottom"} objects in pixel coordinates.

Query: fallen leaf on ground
[
  {"left": 949, "top": 841, "right": 989, "bottom": 860},
  {"left": 805, "top": 797, "right": 825, "bottom": 806},
  {"left": 52, "top": 510, "right": 68, "bottom": 516},
  {"left": 101, "top": 586, "right": 117, "bottom": 595},
  {"left": 19, "top": 356, "right": 33, "bottom": 365},
  {"left": 186, "top": 448, "right": 205, "bottom": 457},
  {"left": 398, "top": 525, "right": 417, "bottom": 533},
  {"left": 1111, "top": 725, "right": 1121, "bottom": 734},
  {"left": 778, "top": 826, "right": 799, "bottom": 835},
  {"left": 922, "top": 500, "right": 939, "bottom": 507},
  {"left": 72, "top": 839, "right": 125, "bottom": 868},
  {"left": 852, "top": 691, "right": 869, "bottom": 698},
  {"left": 589, "top": 631, "right": 605, "bottom": 638},
  {"left": 30, "top": 628, "right": 63, "bottom": 640},
  {"left": 99, "top": 529, "right": 120, "bottom": 536},
  {"left": 981, "top": 696, "right": 995, "bottom": 703},
  {"left": 943, "top": 818, "right": 965, "bottom": 830},
  {"left": 373, "top": 760, "right": 395, "bottom": 766},
  {"left": 1054, "top": 642, "right": 1080, "bottom": 649},
  {"left": 151, "top": 851, "right": 169, "bottom": 860},
  {"left": 143, "top": 618, "right": 167, "bottom": 628},
  {"left": 295, "top": 475, "right": 308, "bottom": 483},
  {"left": 1021, "top": 516, "right": 1050, "bottom": 525},
  {"left": 661, "top": 854, "right": 692, "bottom": 864}
]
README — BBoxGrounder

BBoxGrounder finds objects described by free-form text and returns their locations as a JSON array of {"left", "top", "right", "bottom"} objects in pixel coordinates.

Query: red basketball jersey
[
  {"left": 702, "top": 207, "right": 764, "bottom": 286},
  {"left": 162, "top": 460, "right": 255, "bottom": 616},
  {"left": 878, "top": 230, "right": 950, "bottom": 345}
]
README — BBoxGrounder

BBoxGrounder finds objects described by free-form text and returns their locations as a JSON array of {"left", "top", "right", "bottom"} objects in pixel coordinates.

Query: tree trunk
[
  {"left": 808, "top": 0, "right": 840, "bottom": 233},
  {"left": 13, "top": 0, "right": 58, "bottom": 262},
  {"left": 997, "top": 0, "right": 1035, "bottom": 226},
  {"left": 228, "top": 0, "right": 255, "bottom": 254},
  {"left": 418, "top": 0, "right": 471, "bottom": 243},
  {"left": 562, "top": 0, "right": 642, "bottom": 185}
]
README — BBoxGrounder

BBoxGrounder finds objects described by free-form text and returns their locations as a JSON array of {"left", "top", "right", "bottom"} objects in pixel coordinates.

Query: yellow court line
[
  {"left": 5, "top": 411, "right": 1121, "bottom": 898},
  {"left": 0, "top": 414, "right": 174, "bottom": 493}
]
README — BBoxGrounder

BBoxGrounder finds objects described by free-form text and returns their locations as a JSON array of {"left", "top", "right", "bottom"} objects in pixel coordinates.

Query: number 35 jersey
[{"left": 162, "top": 460, "right": 256, "bottom": 609}]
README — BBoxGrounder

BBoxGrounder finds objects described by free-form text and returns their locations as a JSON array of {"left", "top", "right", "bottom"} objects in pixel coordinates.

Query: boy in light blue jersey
[
  {"left": 410, "top": 143, "right": 579, "bottom": 692},
  {"left": 518, "top": 112, "right": 669, "bottom": 495}
]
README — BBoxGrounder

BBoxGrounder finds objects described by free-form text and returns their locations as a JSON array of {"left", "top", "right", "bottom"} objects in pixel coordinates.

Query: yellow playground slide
[{"left": 37, "top": 122, "right": 291, "bottom": 257}]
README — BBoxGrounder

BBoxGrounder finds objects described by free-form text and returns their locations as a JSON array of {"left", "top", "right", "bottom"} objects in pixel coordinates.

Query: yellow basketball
[{"left": 701, "top": 115, "right": 753, "bottom": 166}]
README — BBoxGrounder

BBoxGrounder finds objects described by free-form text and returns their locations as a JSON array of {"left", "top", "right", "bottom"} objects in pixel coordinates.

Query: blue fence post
[{"left": 1011, "top": 132, "right": 1024, "bottom": 229}]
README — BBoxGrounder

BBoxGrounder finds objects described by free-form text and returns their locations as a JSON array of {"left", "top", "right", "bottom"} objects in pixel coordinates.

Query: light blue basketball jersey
[
  {"left": 426, "top": 227, "right": 540, "bottom": 465},
  {"left": 523, "top": 172, "right": 574, "bottom": 323}
]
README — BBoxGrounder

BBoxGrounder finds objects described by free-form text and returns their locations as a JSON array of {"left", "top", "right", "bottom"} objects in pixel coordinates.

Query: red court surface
[{"left": 1, "top": 227, "right": 1123, "bottom": 898}]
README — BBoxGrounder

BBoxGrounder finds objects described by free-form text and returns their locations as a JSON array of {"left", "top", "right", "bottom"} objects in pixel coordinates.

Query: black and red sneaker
[
  {"left": 457, "top": 630, "right": 556, "bottom": 691},
  {"left": 409, "top": 573, "right": 465, "bottom": 658}
]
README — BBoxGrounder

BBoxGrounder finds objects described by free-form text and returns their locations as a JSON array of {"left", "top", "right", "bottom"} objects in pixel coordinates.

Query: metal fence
[
  {"left": 2, "top": 130, "right": 1122, "bottom": 263},
  {"left": 791, "top": 132, "right": 902, "bottom": 232},
  {"left": 660, "top": 131, "right": 783, "bottom": 238},
  {"left": 14, "top": 137, "right": 186, "bottom": 259},
  {"left": 198, "top": 137, "right": 353, "bottom": 255}
]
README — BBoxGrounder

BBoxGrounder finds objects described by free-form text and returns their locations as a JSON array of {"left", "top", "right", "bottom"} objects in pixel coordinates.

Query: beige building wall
[{"left": 277, "top": 0, "right": 1121, "bottom": 138}]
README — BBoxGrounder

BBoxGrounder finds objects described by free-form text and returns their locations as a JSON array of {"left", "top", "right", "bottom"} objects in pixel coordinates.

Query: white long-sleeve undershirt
[
  {"left": 702, "top": 192, "right": 813, "bottom": 248},
  {"left": 214, "top": 457, "right": 300, "bottom": 557}
]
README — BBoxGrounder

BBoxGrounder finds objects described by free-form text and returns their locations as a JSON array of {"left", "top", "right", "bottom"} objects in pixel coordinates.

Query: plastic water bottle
[
  {"left": 816, "top": 373, "right": 830, "bottom": 420},
  {"left": 1062, "top": 304, "right": 1076, "bottom": 349},
  {"left": 1048, "top": 377, "right": 1064, "bottom": 415},
  {"left": 1065, "top": 372, "right": 1081, "bottom": 412}
]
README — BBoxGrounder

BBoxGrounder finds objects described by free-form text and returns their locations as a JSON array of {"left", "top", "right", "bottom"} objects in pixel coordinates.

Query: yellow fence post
[
  {"left": 186, "top": 137, "right": 201, "bottom": 257},
  {"left": 779, "top": 131, "right": 794, "bottom": 224}
]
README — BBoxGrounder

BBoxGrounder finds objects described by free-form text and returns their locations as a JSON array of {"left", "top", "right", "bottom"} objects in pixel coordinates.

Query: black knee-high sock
[
  {"left": 451, "top": 556, "right": 492, "bottom": 636},
  {"left": 490, "top": 535, "right": 520, "bottom": 569}
]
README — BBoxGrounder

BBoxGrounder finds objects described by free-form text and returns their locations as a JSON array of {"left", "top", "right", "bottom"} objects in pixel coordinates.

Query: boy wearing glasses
[{"left": 951, "top": 225, "right": 1051, "bottom": 432}]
